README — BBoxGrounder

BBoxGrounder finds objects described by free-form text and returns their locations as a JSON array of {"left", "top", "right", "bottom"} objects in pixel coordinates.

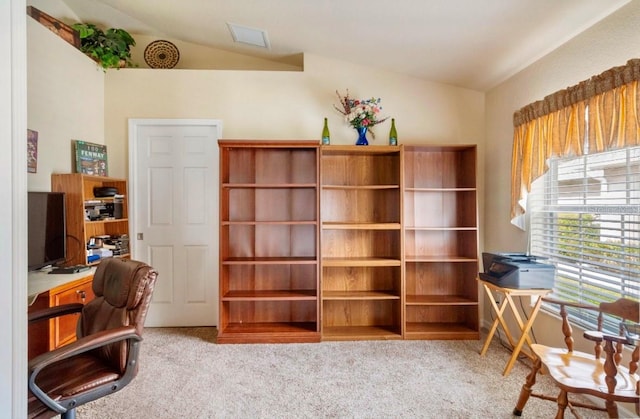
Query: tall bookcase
[
  {"left": 320, "top": 146, "right": 403, "bottom": 341},
  {"left": 403, "top": 145, "right": 479, "bottom": 340},
  {"left": 218, "top": 140, "right": 321, "bottom": 343},
  {"left": 51, "top": 174, "right": 129, "bottom": 267},
  {"left": 217, "top": 142, "right": 479, "bottom": 343}
]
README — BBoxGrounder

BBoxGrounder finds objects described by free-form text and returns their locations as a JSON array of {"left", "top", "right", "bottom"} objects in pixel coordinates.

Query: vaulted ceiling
[{"left": 60, "top": 0, "right": 629, "bottom": 91}]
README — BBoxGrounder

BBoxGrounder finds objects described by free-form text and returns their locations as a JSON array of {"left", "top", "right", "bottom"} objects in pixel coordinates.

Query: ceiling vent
[{"left": 227, "top": 23, "right": 270, "bottom": 49}]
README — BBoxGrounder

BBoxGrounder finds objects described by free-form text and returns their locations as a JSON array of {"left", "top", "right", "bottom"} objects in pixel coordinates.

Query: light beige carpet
[{"left": 73, "top": 327, "right": 617, "bottom": 418}]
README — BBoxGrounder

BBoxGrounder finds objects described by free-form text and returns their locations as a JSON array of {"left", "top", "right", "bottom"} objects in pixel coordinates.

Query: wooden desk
[
  {"left": 28, "top": 268, "right": 96, "bottom": 304},
  {"left": 478, "top": 278, "right": 552, "bottom": 376},
  {"left": 28, "top": 269, "right": 96, "bottom": 359}
]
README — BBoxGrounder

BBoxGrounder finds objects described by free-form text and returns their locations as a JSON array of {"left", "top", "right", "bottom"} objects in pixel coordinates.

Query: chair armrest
[
  {"left": 587, "top": 323, "right": 640, "bottom": 345},
  {"left": 28, "top": 303, "right": 84, "bottom": 324},
  {"left": 585, "top": 330, "right": 631, "bottom": 344},
  {"left": 602, "top": 333, "right": 635, "bottom": 345},
  {"left": 584, "top": 330, "right": 604, "bottom": 342},
  {"left": 28, "top": 325, "right": 140, "bottom": 414},
  {"left": 542, "top": 297, "right": 599, "bottom": 311}
]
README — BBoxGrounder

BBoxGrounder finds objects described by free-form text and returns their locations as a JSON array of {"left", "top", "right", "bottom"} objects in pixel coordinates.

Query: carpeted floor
[{"left": 74, "top": 327, "right": 617, "bottom": 418}]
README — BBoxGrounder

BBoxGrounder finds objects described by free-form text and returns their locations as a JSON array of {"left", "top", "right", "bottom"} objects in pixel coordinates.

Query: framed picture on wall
[
  {"left": 73, "top": 140, "right": 108, "bottom": 177},
  {"left": 27, "top": 129, "right": 38, "bottom": 173}
]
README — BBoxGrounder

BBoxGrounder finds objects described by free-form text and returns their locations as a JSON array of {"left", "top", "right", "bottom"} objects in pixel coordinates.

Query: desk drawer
[{"left": 51, "top": 279, "right": 95, "bottom": 348}]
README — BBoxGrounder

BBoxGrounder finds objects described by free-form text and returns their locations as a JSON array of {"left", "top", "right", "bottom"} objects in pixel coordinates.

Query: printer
[{"left": 479, "top": 252, "right": 556, "bottom": 289}]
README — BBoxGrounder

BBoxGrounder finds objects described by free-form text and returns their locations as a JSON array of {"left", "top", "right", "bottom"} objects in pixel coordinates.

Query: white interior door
[{"left": 129, "top": 119, "right": 221, "bottom": 327}]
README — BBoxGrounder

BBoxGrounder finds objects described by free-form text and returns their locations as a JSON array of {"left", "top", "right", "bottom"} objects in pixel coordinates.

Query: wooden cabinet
[
  {"left": 320, "top": 146, "right": 403, "bottom": 340},
  {"left": 217, "top": 142, "right": 479, "bottom": 343},
  {"left": 51, "top": 174, "right": 129, "bottom": 267},
  {"left": 28, "top": 274, "right": 95, "bottom": 359},
  {"left": 218, "top": 140, "right": 321, "bottom": 343},
  {"left": 403, "top": 145, "right": 479, "bottom": 339}
]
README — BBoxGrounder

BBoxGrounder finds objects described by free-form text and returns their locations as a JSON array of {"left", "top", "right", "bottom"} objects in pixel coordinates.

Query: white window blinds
[{"left": 528, "top": 146, "right": 640, "bottom": 330}]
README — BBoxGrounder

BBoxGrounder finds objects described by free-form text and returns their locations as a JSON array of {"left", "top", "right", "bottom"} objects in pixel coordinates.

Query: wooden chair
[{"left": 513, "top": 297, "right": 639, "bottom": 418}]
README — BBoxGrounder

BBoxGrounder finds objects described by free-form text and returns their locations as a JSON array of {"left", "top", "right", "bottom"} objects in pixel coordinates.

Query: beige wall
[
  {"left": 131, "top": 34, "right": 304, "bottom": 71},
  {"left": 485, "top": 0, "right": 640, "bottom": 254},
  {"left": 103, "top": 53, "right": 485, "bottom": 177},
  {"left": 27, "top": 17, "right": 104, "bottom": 191},
  {"left": 484, "top": 0, "right": 640, "bottom": 365}
]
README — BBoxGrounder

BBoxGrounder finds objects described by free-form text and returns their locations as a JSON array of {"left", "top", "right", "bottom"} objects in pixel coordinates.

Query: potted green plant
[{"left": 72, "top": 23, "right": 136, "bottom": 70}]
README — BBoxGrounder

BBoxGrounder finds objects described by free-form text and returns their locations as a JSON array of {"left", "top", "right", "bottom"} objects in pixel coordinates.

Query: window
[{"left": 528, "top": 146, "right": 640, "bottom": 331}]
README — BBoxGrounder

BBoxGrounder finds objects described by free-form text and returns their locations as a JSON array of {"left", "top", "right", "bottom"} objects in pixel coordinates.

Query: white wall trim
[{"left": 2, "top": 0, "right": 28, "bottom": 417}]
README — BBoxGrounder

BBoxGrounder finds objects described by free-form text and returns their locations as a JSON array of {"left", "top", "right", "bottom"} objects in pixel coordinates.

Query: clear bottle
[
  {"left": 321, "top": 118, "right": 330, "bottom": 145},
  {"left": 389, "top": 118, "right": 398, "bottom": 146}
]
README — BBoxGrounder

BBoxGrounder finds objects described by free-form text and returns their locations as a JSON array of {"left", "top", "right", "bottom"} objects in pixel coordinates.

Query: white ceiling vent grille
[{"left": 227, "top": 23, "right": 270, "bottom": 49}]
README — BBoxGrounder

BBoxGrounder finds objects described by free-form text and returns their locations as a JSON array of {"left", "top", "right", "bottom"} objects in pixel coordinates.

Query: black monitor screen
[{"left": 28, "top": 192, "right": 66, "bottom": 271}]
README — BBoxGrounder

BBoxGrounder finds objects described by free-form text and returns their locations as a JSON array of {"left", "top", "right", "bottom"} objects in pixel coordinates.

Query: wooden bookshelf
[
  {"left": 218, "top": 142, "right": 480, "bottom": 342},
  {"left": 218, "top": 140, "right": 321, "bottom": 343},
  {"left": 403, "top": 145, "right": 479, "bottom": 340},
  {"left": 320, "top": 145, "right": 403, "bottom": 341},
  {"left": 51, "top": 174, "right": 129, "bottom": 267}
]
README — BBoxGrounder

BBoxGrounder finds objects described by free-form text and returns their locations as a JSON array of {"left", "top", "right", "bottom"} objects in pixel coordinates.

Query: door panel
[{"left": 129, "top": 119, "right": 221, "bottom": 326}]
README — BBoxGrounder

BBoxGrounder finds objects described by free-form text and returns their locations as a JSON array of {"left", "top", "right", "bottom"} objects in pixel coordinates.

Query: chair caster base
[{"left": 62, "top": 408, "right": 77, "bottom": 419}]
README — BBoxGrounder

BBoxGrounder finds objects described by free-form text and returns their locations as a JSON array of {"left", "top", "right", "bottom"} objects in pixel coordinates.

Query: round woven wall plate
[{"left": 144, "top": 40, "right": 180, "bottom": 69}]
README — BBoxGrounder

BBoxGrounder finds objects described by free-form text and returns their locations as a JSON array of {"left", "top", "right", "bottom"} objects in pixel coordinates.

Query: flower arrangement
[{"left": 334, "top": 90, "right": 388, "bottom": 131}]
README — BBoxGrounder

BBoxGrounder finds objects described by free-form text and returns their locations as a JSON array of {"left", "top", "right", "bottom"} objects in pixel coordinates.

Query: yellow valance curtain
[{"left": 510, "top": 59, "right": 640, "bottom": 228}]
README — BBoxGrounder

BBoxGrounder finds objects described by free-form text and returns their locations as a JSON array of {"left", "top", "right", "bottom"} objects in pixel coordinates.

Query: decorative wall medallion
[{"left": 144, "top": 40, "right": 180, "bottom": 69}]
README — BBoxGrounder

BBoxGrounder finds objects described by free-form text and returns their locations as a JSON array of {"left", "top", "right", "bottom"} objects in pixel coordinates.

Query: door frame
[
  {"left": 128, "top": 118, "right": 223, "bottom": 258},
  {"left": 5, "top": 0, "right": 28, "bottom": 415}
]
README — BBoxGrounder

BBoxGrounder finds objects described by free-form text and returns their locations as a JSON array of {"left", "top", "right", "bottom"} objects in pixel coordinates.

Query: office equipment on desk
[
  {"left": 49, "top": 265, "right": 91, "bottom": 275},
  {"left": 478, "top": 253, "right": 556, "bottom": 375},
  {"left": 480, "top": 252, "right": 555, "bottom": 289},
  {"left": 478, "top": 280, "right": 552, "bottom": 376}
]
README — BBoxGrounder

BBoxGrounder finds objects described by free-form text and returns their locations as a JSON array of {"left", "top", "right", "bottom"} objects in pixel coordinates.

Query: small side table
[{"left": 478, "top": 278, "right": 552, "bottom": 376}]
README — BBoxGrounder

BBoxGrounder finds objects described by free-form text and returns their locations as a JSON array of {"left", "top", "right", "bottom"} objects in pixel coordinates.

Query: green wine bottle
[
  {"left": 321, "top": 118, "right": 330, "bottom": 145},
  {"left": 389, "top": 118, "right": 398, "bottom": 146}
]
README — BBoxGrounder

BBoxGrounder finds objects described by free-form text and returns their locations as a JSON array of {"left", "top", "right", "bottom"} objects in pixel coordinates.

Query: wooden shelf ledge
[
  {"left": 323, "top": 290, "right": 400, "bottom": 300},
  {"left": 322, "top": 184, "right": 400, "bottom": 190},
  {"left": 322, "top": 222, "right": 401, "bottom": 230},
  {"left": 223, "top": 257, "right": 318, "bottom": 265},
  {"left": 406, "top": 295, "right": 478, "bottom": 305},
  {"left": 322, "top": 257, "right": 402, "bottom": 267},
  {"left": 322, "top": 325, "right": 402, "bottom": 341},
  {"left": 222, "top": 220, "right": 317, "bottom": 225},
  {"left": 223, "top": 290, "right": 317, "bottom": 301},
  {"left": 222, "top": 183, "right": 317, "bottom": 188},
  {"left": 405, "top": 256, "right": 477, "bottom": 263}
]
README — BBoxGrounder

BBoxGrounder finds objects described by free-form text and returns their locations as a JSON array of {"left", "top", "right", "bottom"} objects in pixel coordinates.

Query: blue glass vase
[{"left": 355, "top": 126, "right": 368, "bottom": 145}]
